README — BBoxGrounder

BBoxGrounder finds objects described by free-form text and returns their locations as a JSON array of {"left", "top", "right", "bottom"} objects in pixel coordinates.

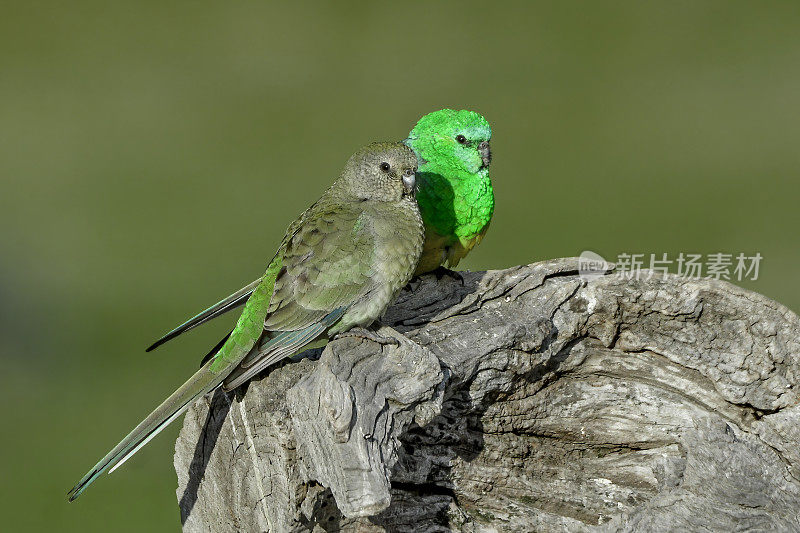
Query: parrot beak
[
  {"left": 402, "top": 168, "right": 416, "bottom": 196},
  {"left": 479, "top": 141, "right": 492, "bottom": 169}
]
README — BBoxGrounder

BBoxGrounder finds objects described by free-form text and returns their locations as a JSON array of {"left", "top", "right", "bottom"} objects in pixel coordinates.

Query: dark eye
[
  {"left": 379, "top": 162, "right": 390, "bottom": 172},
  {"left": 456, "top": 134, "right": 467, "bottom": 145}
]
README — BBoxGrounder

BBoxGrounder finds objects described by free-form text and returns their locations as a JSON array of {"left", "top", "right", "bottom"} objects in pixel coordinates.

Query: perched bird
[
  {"left": 404, "top": 109, "right": 493, "bottom": 275},
  {"left": 143, "top": 109, "right": 492, "bottom": 357},
  {"left": 68, "top": 142, "right": 423, "bottom": 501}
]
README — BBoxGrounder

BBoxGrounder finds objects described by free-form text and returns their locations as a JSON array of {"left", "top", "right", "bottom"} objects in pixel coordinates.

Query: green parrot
[
  {"left": 403, "top": 109, "right": 493, "bottom": 275},
  {"left": 68, "top": 142, "right": 423, "bottom": 501},
  {"left": 142, "top": 109, "right": 492, "bottom": 356}
]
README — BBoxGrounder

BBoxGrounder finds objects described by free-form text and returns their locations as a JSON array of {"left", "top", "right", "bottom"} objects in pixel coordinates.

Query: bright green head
[{"left": 405, "top": 109, "right": 492, "bottom": 176}]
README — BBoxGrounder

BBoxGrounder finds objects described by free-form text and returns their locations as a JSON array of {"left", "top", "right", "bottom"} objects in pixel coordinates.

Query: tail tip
[{"left": 67, "top": 470, "right": 98, "bottom": 502}]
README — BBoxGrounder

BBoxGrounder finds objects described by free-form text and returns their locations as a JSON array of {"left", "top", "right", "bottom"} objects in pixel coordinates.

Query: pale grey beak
[
  {"left": 402, "top": 168, "right": 416, "bottom": 195},
  {"left": 479, "top": 140, "right": 491, "bottom": 169}
]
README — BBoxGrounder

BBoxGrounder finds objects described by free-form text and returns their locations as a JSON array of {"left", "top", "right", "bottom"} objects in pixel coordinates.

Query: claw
[
  {"left": 403, "top": 277, "right": 424, "bottom": 292},
  {"left": 432, "top": 266, "right": 464, "bottom": 284}
]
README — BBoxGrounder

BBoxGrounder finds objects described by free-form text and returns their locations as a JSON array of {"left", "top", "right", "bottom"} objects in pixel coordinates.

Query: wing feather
[
  {"left": 146, "top": 278, "right": 261, "bottom": 352},
  {"left": 221, "top": 201, "right": 375, "bottom": 389},
  {"left": 223, "top": 307, "right": 345, "bottom": 390},
  {"left": 264, "top": 204, "right": 373, "bottom": 333}
]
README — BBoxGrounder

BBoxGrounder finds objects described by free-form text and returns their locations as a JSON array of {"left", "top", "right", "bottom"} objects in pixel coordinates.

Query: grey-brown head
[{"left": 339, "top": 142, "right": 418, "bottom": 203}]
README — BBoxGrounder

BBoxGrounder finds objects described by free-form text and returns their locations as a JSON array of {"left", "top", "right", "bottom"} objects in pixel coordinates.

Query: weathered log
[{"left": 174, "top": 258, "right": 800, "bottom": 532}]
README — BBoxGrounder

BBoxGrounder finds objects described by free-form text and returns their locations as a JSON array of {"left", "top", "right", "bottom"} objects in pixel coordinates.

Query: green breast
[{"left": 416, "top": 165, "right": 494, "bottom": 243}]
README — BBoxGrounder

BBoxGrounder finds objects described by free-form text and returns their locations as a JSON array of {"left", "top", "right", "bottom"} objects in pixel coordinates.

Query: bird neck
[{"left": 420, "top": 159, "right": 490, "bottom": 195}]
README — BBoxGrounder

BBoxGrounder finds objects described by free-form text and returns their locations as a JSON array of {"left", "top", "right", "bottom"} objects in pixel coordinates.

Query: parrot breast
[{"left": 414, "top": 167, "right": 494, "bottom": 274}]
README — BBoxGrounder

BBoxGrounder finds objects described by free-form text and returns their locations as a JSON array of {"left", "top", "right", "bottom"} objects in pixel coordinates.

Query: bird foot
[
  {"left": 336, "top": 326, "right": 400, "bottom": 346},
  {"left": 432, "top": 266, "right": 464, "bottom": 284}
]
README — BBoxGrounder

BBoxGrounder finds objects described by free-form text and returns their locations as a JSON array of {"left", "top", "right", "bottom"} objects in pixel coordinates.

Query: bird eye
[
  {"left": 379, "top": 162, "right": 390, "bottom": 172},
  {"left": 456, "top": 134, "right": 467, "bottom": 145}
]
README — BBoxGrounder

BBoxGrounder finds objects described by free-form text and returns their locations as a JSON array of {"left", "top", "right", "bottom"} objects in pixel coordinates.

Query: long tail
[
  {"left": 69, "top": 257, "right": 279, "bottom": 501},
  {"left": 67, "top": 362, "right": 224, "bottom": 502}
]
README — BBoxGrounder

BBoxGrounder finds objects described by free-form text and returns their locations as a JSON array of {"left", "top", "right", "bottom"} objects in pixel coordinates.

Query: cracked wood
[{"left": 175, "top": 258, "right": 800, "bottom": 532}]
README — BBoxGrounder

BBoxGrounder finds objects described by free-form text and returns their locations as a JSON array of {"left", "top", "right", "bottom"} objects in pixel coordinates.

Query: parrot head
[
  {"left": 340, "top": 142, "right": 418, "bottom": 202},
  {"left": 405, "top": 109, "right": 492, "bottom": 176}
]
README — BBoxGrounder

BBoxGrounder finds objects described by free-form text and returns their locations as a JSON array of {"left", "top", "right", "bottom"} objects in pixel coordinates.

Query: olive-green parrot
[{"left": 68, "top": 142, "right": 422, "bottom": 501}]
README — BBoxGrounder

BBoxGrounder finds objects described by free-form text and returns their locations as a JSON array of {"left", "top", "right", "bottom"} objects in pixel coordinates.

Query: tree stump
[{"left": 174, "top": 258, "right": 800, "bottom": 532}]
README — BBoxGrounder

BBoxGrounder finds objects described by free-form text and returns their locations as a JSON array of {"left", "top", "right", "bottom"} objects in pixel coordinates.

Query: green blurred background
[{"left": 2, "top": 1, "right": 798, "bottom": 531}]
